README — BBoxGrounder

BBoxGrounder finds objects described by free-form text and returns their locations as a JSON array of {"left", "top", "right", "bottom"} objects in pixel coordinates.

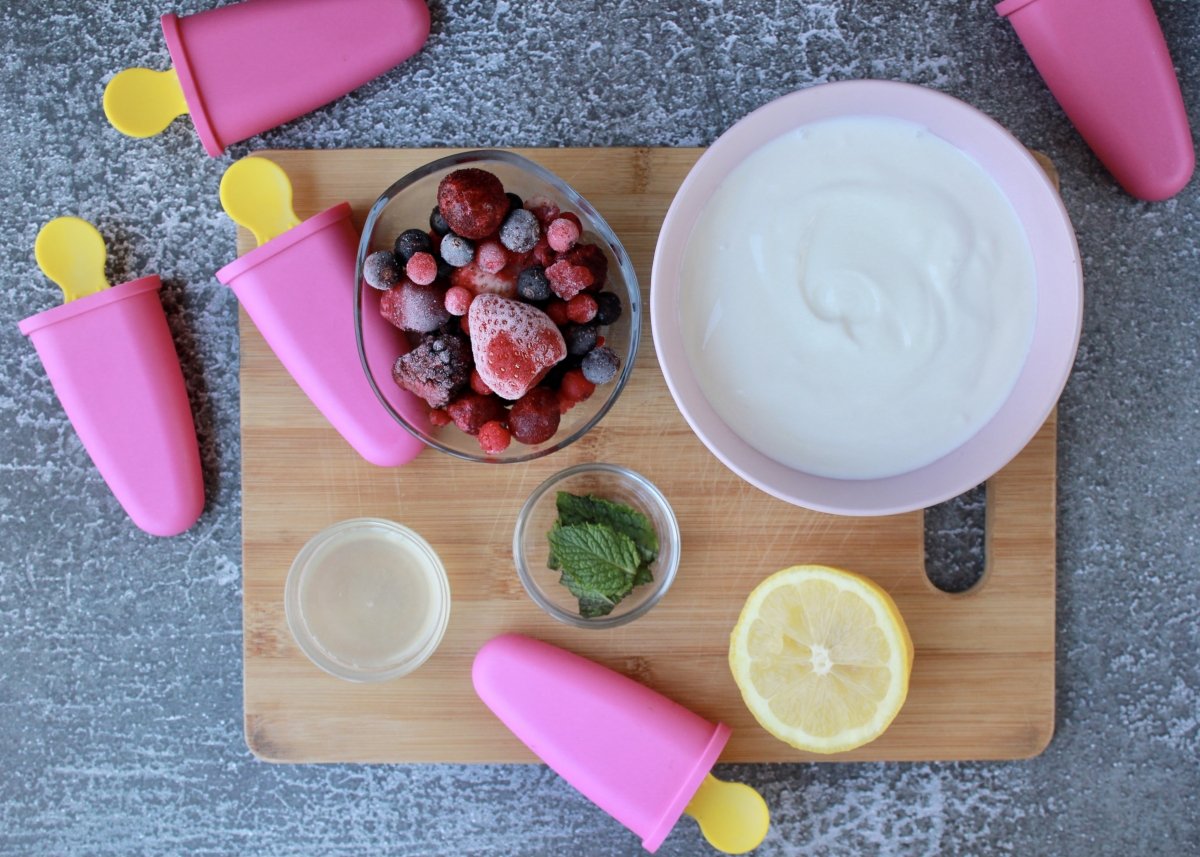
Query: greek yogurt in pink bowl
[{"left": 651, "top": 81, "right": 1082, "bottom": 516}]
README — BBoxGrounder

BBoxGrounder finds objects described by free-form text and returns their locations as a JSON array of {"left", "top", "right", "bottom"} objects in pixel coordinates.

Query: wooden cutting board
[{"left": 240, "top": 148, "right": 1056, "bottom": 763}]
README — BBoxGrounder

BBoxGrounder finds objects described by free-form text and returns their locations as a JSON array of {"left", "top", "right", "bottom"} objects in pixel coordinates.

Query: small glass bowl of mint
[{"left": 513, "top": 463, "right": 681, "bottom": 629}]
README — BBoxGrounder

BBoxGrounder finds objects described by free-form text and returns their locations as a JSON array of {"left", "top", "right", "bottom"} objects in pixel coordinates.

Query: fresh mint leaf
[
  {"left": 548, "top": 523, "right": 641, "bottom": 592},
  {"left": 559, "top": 572, "right": 632, "bottom": 618},
  {"left": 633, "top": 562, "right": 653, "bottom": 587},
  {"left": 555, "top": 492, "right": 660, "bottom": 564}
]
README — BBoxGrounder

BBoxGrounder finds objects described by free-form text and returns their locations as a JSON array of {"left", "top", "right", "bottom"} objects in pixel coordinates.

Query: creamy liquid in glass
[
  {"left": 681, "top": 117, "right": 1037, "bottom": 479},
  {"left": 298, "top": 526, "right": 441, "bottom": 669}
]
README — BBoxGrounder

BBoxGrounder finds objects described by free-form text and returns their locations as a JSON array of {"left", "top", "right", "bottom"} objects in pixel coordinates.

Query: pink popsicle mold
[
  {"left": 162, "top": 0, "right": 431, "bottom": 156},
  {"left": 19, "top": 276, "right": 205, "bottom": 537},
  {"left": 472, "top": 634, "right": 731, "bottom": 853},
  {"left": 217, "top": 202, "right": 425, "bottom": 467},
  {"left": 996, "top": 0, "right": 1194, "bottom": 200}
]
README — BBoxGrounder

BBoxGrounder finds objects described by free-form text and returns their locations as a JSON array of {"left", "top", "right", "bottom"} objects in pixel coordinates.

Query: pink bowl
[{"left": 651, "top": 80, "right": 1082, "bottom": 516}]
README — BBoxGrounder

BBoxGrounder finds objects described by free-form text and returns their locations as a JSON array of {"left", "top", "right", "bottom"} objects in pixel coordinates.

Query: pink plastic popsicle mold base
[
  {"left": 162, "top": 0, "right": 431, "bottom": 157},
  {"left": 996, "top": 0, "right": 1194, "bottom": 201},
  {"left": 472, "top": 634, "right": 731, "bottom": 853},
  {"left": 18, "top": 276, "right": 205, "bottom": 537},
  {"left": 217, "top": 202, "right": 425, "bottom": 468}
]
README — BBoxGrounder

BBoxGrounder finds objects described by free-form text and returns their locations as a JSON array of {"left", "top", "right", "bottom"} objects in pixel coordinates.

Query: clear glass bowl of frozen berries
[{"left": 354, "top": 150, "right": 640, "bottom": 463}]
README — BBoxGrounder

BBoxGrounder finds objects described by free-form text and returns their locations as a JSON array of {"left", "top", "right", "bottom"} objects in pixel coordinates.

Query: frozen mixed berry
[
  {"left": 581, "top": 345, "right": 620, "bottom": 384},
  {"left": 406, "top": 251, "right": 438, "bottom": 286},
  {"left": 499, "top": 208, "right": 540, "bottom": 254},
  {"left": 437, "top": 168, "right": 510, "bottom": 240},
  {"left": 564, "top": 322, "right": 599, "bottom": 357},
  {"left": 545, "top": 258, "right": 594, "bottom": 300},
  {"left": 446, "top": 392, "right": 507, "bottom": 436},
  {"left": 566, "top": 293, "right": 598, "bottom": 324},
  {"left": 595, "top": 291, "right": 622, "bottom": 325},
  {"left": 395, "top": 228, "right": 433, "bottom": 262},
  {"left": 477, "top": 240, "right": 508, "bottom": 274},
  {"left": 563, "top": 243, "right": 608, "bottom": 289},
  {"left": 444, "top": 285, "right": 473, "bottom": 316},
  {"left": 547, "top": 217, "right": 581, "bottom": 253},
  {"left": 440, "top": 233, "right": 475, "bottom": 268},
  {"left": 450, "top": 261, "right": 518, "bottom": 298},
  {"left": 524, "top": 196, "right": 560, "bottom": 226},
  {"left": 506, "top": 192, "right": 524, "bottom": 212},
  {"left": 508, "top": 387, "right": 561, "bottom": 445},
  {"left": 391, "top": 333, "right": 472, "bottom": 409},
  {"left": 429, "top": 206, "right": 451, "bottom": 235},
  {"left": 469, "top": 368, "right": 493, "bottom": 396},
  {"left": 516, "top": 266, "right": 552, "bottom": 302},
  {"left": 560, "top": 368, "right": 596, "bottom": 403},
  {"left": 531, "top": 237, "right": 556, "bottom": 268},
  {"left": 364, "top": 250, "right": 402, "bottom": 291},
  {"left": 544, "top": 298, "right": 570, "bottom": 326},
  {"left": 468, "top": 294, "right": 567, "bottom": 400},
  {"left": 380, "top": 281, "right": 452, "bottom": 333},
  {"left": 428, "top": 407, "right": 451, "bottom": 427},
  {"left": 477, "top": 420, "right": 511, "bottom": 455}
]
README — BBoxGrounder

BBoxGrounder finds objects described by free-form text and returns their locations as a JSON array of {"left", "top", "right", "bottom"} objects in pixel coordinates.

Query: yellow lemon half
[{"left": 729, "top": 565, "right": 913, "bottom": 754}]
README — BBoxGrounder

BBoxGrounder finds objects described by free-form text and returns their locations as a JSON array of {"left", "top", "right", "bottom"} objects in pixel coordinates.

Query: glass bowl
[
  {"left": 354, "top": 150, "right": 640, "bottom": 463},
  {"left": 513, "top": 463, "right": 681, "bottom": 629}
]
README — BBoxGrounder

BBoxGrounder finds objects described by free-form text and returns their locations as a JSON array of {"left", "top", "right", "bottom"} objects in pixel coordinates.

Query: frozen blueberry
[
  {"left": 581, "top": 346, "right": 620, "bottom": 384},
  {"left": 429, "top": 206, "right": 451, "bottom": 235},
  {"left": 440, "top": 233, "right": 475, "bottom": 268},
  {"left": 516, "top": 265, "right": 552, "bottom": 302},
  {"left": 394, "top": 228, "right": 433, "bottom": 262},
  {"left": 506, "top": 192, "right": 524, "bottom": 212},
  {"left": 436, "top": 256, "right": 455, "bottom": 282},
  {"left": 363, "top": 250, "right": 402, "bottom": 291},
  {"left": 595, "top": 291, "right": 623, "bottom": 325},
  {"left": 499, "top": 208, "right": 541, "bottom": 253},
  {"left": 564, "top": 323, "right": 598, "bottom": 357}
]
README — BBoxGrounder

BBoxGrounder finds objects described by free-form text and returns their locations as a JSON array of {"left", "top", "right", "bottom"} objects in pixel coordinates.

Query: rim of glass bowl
[
  {"left": 512, "top": 463, "right": 681, "bottom": 630},
  {"left": 354, "top": 149, "right": 641, "bottom": 464}
]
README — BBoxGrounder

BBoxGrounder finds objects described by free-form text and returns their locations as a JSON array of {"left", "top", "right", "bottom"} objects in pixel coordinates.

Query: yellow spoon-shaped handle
[
  {"left": 219, "top": 157, "right": 302, "bottom": 248},
  {"left": 34, "top": 217, "right": 111, "bottom": 304},
  {"left": 103, "top": 67, "right": 190, "bottom": 139},
  {"left": 684, "top": 773, "right": 770, "bottom": 854}
]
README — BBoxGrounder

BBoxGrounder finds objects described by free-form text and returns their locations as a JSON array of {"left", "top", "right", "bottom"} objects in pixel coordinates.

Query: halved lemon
[{"left": 729, "top": 564, "right": 913, "bottom": 754}]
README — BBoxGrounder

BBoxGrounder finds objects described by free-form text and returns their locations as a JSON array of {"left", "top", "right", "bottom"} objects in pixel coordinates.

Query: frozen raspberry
[
  {"left": 394, "top": 229, "right": 433, "bottom": 262},
  {"left": 469, "top": 368, "right": 493, "bottom": 395},
  {"left": 477, "top": 420, "right": 511, "bottom": 455},
  {"left": 560, "top": 368, "right": 596, "bottom": 403},
  {"left": 563, "top": 243, "right": 608, "bottom": 290},
  {"left": 564, "top": 323, "right": 599, "bottom": 357},
  {"left": 477, "top": 240, "right": 508, "bottom": 274},
  {"left": 499, "top": 208, "right": 540, "bottom": 253},
  {"left": 545, "top": 259, "right": 594, "bottom": 300},
  {"left": 566, "top": 293, "right": 598, "bottom": 324},
  {"left": 391, "top": 333, "right": 472, "bottom": 409},
  {"left": 544, "top": 299, "right": 570, "bottom": 326},
  {"left": 440, "top": 233, "right": 475, "bottom": 268},
  {"left": 406, "top": 251, "right": 438, "bottom": 286},
  {"left": 450, "top": 261, "right": 518, "bottom": 298},
  {"left": 508, "top": 387, "right": 561, "bottom": 445},
  {"left": 437, "top": 169, "right": 510, "bottom": 240},
  {"left": 444, "top": 285, "right": 473, "bottom": 316},
  {"left": 595, "top": 291, "right": 622, "bottom": 325},
  {"left": 446, "top": 392, "right": 508, "bottom": 436},
  {"left": 428, "top": 408, "right": 451, "bottom": 427},
  {"left": 524, "top": 196, "right": 560, "bottom": 226},
  {"left": 468, "top": 294, "right": 567, "bottom": 400},
  {"left": 547, "top": 217, "right": 581, "bottom": 253},
  {"left": 363, "top": 251, "right": 402, "bottom": 291},
  {"left": 582, "top": 345, "right": 620, "bottom": 384},
  {"left": 380, "top": 281, "right": 452, "bottom": 333},
  {"left": 517, "top": 266, "right": 552, "bottom": 302}
]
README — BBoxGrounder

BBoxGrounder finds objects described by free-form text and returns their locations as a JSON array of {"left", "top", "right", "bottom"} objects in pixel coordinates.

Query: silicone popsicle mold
[
  {"left": 216, "top": 202, "right": 424, "bottom": 467},
  {"left": 997, "top": 0, "right": 1194, "bottom": 200},
  {"left": 163, "top": 0, "right": 431, "bottom": 156},
  {"left": 18, "top": 276, "right": 205, "bottom": 536},
  {"left": 473, "top": 634, "right": 731, "bottom": 853}
]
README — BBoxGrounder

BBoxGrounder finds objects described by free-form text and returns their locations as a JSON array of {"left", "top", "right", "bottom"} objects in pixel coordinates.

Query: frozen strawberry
[
  {"left": 563, "top": 243, "right": 608, "bottom": 290},
  {"left": 437, "top": 169, "right": 510, "bottom": 240},
  {"left": 508, "top": 387, "right": 561, "bottom": 445},
  {"left": 545, "top": 258, "right": 594, "bottom": 300},
  {"left": 446, "top": 392, "right": 507, "bottom": 435},
  {"left": 468, "top": 294, "right": 567, "bottom": 400},
  {"left": 450, "top": 261, "right": 518, "bottom": 298},
  {"left": 477, "top": 420, "right": 511, "bottom": 455},
  {"left": 380, "top": 280, "right": 452, "bottom": 333},
  {"left": 477, "top": 240, "right": 508, "bottom": 274},
  {"left": 391, "top": 333, "right": 472, "bottom": 409}
]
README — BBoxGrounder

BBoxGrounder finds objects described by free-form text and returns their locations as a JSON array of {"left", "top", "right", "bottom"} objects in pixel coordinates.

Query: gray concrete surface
[{"left": 2, "top": 1, "right": 1198, "bottom": 854}]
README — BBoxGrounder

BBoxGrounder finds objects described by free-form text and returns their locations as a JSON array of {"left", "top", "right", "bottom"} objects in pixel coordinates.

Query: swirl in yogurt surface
[{"left": 681, "top": 117, "right": 1036, "bottom": 479}]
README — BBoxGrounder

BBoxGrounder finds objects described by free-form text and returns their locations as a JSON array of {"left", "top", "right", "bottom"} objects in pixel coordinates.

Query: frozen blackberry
[
  {"left": 595, "top": 291, "right": 622, "bottom": 325},
  {"left": 391, "top": 333, "right": 472, "bottom": 409},
  {"left": 581, "top": 346, "right": 620, "bottom": 384},
  {"left": 395, "top": 228, "right": 433, "bottom": 262},
  {"left": 429, "top": 206, "right": 451, "bottom": 235},
  {"left": 564, "top": 323, "right": 598, "bottom": 357},
  {"left": 363, "top": 250, "right": 402, "bottom": 291},
  {"left": 517, "top": 265, "right": 552, "bottom": 302},
  {"left": 440, "top": 233, "right": 475, "bottom": 268},
  {"left": 506, "top": 192, "right": 524, "bottom": 212},
  {"left": 499, "top": 208, "right": 540, "bottom": 253}
]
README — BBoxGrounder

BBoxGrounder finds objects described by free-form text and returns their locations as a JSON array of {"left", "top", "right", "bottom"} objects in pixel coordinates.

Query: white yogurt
[{"left": 680, "top": 117, "right": 1037, "bottom": 480}]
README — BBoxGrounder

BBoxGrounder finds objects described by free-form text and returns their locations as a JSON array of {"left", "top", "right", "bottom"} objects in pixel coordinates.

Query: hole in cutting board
[{"left": 924, "top": 483, "right": 986, "bottom": 593}]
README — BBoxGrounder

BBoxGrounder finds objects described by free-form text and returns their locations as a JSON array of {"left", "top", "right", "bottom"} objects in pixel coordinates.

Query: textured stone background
[{"left": 2, "top": 0, "right": 1198, "bottom": 854}]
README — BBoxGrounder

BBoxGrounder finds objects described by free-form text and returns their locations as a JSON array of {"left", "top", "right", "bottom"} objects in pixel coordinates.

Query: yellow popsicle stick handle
[
  {"left": 34, "top": 217, "right": 111, "bottom": 304},
  {"left": 219, "top": 157, "right": 303, "bottom": 247},
  {"left": 103, "top": 67, "right": 189, "bottom": 138},
  {"left": 684, "top": 773, "right": 770, "bottom": 855}
]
